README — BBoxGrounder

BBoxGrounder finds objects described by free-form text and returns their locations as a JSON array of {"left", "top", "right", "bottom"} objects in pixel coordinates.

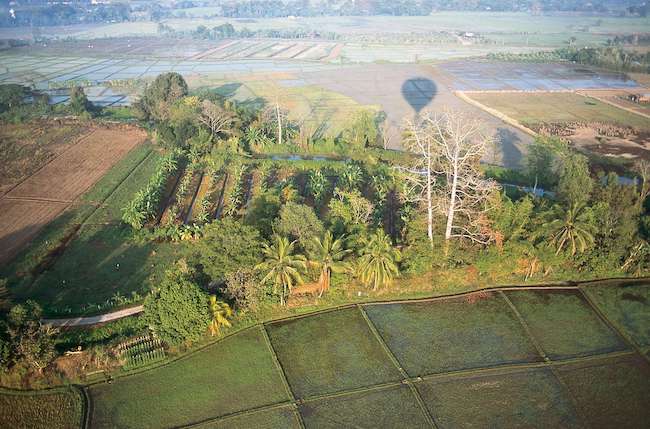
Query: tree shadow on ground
[{"left": 494, "top": 128, "right": 524, "bottom": 168}]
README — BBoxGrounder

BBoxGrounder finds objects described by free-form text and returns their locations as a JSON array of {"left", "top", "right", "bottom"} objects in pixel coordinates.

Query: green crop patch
[
  {"left": 416, "top": 367, "right": 581, "bottom": 428},
  {"left": 85, "top": 147, "right": 161, "bottom": 224},
  {"left": 265, "top": 307, "right": 402, "bottom": 398},
  {"left": 0, "top": 387, "right": 83, "bottom": 429},
  {"left": 89, "top": 327, "right": 289, "bottom": 428},
  {"left": 556, "top": 354, "right": 650, "bottom": 428},
  {"left": 19, "top": 223, "right": 186, "bottom": 313},
  {"left": 300, "top": 385, "right": 430, "bottom": 429},
  {"left": 505, "top": 290, "right": 628, "bottom": 360},
  {"left": 200, "top": 406, "right": 301, "bottom": 429},
  {"left": 363, "top": 293, "right": 541, "bottom": 376},
  {"left": 582, "top": 282, "right": 650, "bottom": 347}
]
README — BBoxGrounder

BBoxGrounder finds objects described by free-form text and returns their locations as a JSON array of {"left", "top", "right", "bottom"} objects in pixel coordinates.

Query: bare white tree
[
  {"left": 380, "top": 119, "right": 393, "bottom": 150},
  {"left": 261, "top": 101, "right": 290, "bottom": 145},
  {"left": 199, "top": 100, "right": 235, "bottom": 137},
  {"left": 401, "top": 116, "right": 438, "bottom": 243},
  {"left": 633, "top": 159, "right": 650, "bottom": 208},
  {"left": 401, "top": 109, "right": 499, "bottom": 246}
]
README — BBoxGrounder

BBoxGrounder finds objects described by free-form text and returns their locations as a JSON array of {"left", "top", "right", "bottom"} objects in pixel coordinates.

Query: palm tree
[
  {"left": 357, "top": 230, "right": 401, "bottom": 291},
  {"left": 208, "top": 296, "right": 233, "bottom": 336},
  {"left": 540, "top": 203, "right": 596, "bottom": 255},
  {"left": 309, "top": 231, "right": 351, "bottom": 296},
  {"left": 255, "top": 235, "right": 307, "bottom": 305}
]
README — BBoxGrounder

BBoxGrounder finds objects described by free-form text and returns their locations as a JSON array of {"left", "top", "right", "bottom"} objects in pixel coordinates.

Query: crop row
[{"left": 121, "top": 150, "right": 183, "bottom": 229}]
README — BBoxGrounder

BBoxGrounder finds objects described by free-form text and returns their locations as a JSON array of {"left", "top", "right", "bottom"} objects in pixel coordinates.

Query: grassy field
[
  {"left": 300, "top": 385, "right": 430, "bottom": 428},
  {"left": 0, "top": 387, "right": 84, "bottom": 429},
  {"left": 201, "top": 406, "right": 301, "bottom": 429},
  {"left": 81, "top": 283, "right": 649, "bottom": 428},
  {"left": 265, "top": 307, "right": 402, "bottom": 398},
  {"left": 582, "top": 282, "right": 650, "bottom": 348},
  {"left": 556, "top": 354, "right": 650, "bottom": 428},
  {"left": 466, "top": 92, "right": 650, "bottom": 131},
  {"left": 505, "top": 289, "right": 628, "bottom": 359},
  {"left": 89, "top": 326, "right": 289, "bottom": 428},
  {"left": 417, "top": 367, "right": 581, "bottom": 428},
  {"left": 364, "top": 293, "right": 541, "bottom": 375},
  {"left": 188, "top": 77, "right": 378, "bottom": 139}
]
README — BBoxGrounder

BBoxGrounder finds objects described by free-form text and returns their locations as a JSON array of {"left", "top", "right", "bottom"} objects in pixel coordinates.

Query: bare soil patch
[
  {"left": 0, "top": 125, "right": 147, "bottom": 264},
  {"left": 0, "top": 199, "right": 69, "bottom": 264},
  {"left": 6, "top": 126, "right": 146, "bottom": 201},
  {"left": 0, "top": 122, "right": 91, "bottom": 196}
]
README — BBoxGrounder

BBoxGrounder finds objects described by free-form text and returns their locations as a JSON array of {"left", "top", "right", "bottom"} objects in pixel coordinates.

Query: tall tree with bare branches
[
  {"left": 402, "top": 109, "right": 498, "bottom": 247},
  {"left": 199, "top": 99, "right": 235, "bottom": 138}
]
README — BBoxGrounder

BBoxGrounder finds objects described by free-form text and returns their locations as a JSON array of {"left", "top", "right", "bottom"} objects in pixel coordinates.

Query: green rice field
[{"left": 9, "top": 281, "right": 636, "bottom": 428}]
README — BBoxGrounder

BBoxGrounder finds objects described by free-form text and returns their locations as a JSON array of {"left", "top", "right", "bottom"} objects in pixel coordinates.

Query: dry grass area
[
  {"left": 0, "top": 125, "right": 147, "bottom": 265},
  {"left": 0, "top": 122, "right": 91, "bottom": 196},
  {"left": 464, "top": 91, "right": 650, "bottom": 159}
]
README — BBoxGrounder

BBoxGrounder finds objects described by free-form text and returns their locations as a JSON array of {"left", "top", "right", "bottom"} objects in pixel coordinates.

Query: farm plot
[
  {"left": 265, "top": 307, "right": 402, "bottom": 399},
  {"left": 299, "top": 385, "right": 430, "bottom": 428},
  {"left": 555, "top": 354, "right": 650, "bottom": 428},
  {"left": 0, "top": 126, "right": 146, "bottom": 266},
  {"left": 582, "top": 282, "right": 650, "bottom": 348},
  {"left": 416, "top": 367, "right": 581, "bottom": 428},
  {"left": 202, "top": 406, "right": 301, "bottom": 429},
  {"left": 504, "top": 289, "right": 628, "bottom": 360},
  {"left": 464, "top": 91, "right": 650, "bottom": 159},
  {"left": 6, "top": 127, "right": 147, "bottom": 201},
  {"left": 465, "top": 92, "right": 650, "bottom": 131},
  {"left": 0, "top": 122, "right": 91, "bottom": 195},
  {"left": 0, "top": 199, "right": 69, "bottom": 265},
  {"left": 89, "top": 326, "right": 290, "bottom": 428},
  {"left": 0, "top": 386, "right": 84, "bottom": 429},
  {"left": 363, "top": 293, "right": 541, "bottom": 376}
]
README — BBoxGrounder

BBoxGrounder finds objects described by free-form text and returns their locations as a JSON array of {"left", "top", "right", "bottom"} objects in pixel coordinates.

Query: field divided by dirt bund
[
  {"left": 83, "top": 282, "right": 650, "bottom": 429},
  {"left": 0, "top": 126, "right": 147, "bottom": 265}
]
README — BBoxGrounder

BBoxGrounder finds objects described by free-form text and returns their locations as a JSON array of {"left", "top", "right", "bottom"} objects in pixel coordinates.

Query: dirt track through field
[{"left": 0, "top": 126, "right": 147, "bottom": 265}]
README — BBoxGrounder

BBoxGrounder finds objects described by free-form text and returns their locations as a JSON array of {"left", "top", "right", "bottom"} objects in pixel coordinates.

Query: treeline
[
  {"left": 158, "top": 22, "right": 339, "bottom": 41},
  {"left": 488, "top": 46, "right": 650, "bottom": 73},
  {"left": 2, "top": 1, "right": 647, "bottom": 28},
  {"left": 0, "top": 3, "right": 130, "bottom": 27}
]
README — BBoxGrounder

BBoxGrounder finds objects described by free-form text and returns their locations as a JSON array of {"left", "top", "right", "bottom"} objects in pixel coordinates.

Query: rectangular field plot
[
  {"left": 265, "top": 307, "right": 401, "bottom": 398},
  {"left": 416, "top": 368, "right": 581, "bottom": 428},
  {"left": 89, "top": 327, "right": 290, "bottom": 428},
  {"left": 505, "top": 290, "right": 628, "bottom": 360},
  {"left": 582, "top": 282, "right": 650, "bottom": 347},
  {"left": 466, "top": 92, "right": 650, "bottom": 131},
  {"left": 7, "top": 127, "right": 146, "bottom": 201},
  {"left": 556, "top": 354, "right": 650, "bottom": 429},
  {"left": 0, "top": 387, "right": 83, "bottom": 429},
  {"left": 200, "top": 406, "right": 301, "bottom": 429},
  {"left": 363, "top": 294, "right": 541, "bottom": 376},
  {"left": 300, "top": 385, "right": 430, "bottom": 429}
]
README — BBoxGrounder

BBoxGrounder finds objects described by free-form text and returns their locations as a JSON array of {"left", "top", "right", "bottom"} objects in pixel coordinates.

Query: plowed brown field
[{"left": 0, "top": 126, "right": 147, "bottom": 265}]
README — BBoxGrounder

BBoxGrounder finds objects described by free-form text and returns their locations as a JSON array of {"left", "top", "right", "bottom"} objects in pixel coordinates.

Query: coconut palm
[
  {"left": 255, "top": 235, "right": 307, "bottom": 305},
  {"left": 540, "top": 203, "right": 596, "bottom": 255},
  {"left": 357, "top": 230, "right": 401, "bottom": 291},
  {"left": 208, "top": 296, "right": 233, "bottom": 336},
  {"left": 309, "top": 231, "right": 351, "bottom": 296}
]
